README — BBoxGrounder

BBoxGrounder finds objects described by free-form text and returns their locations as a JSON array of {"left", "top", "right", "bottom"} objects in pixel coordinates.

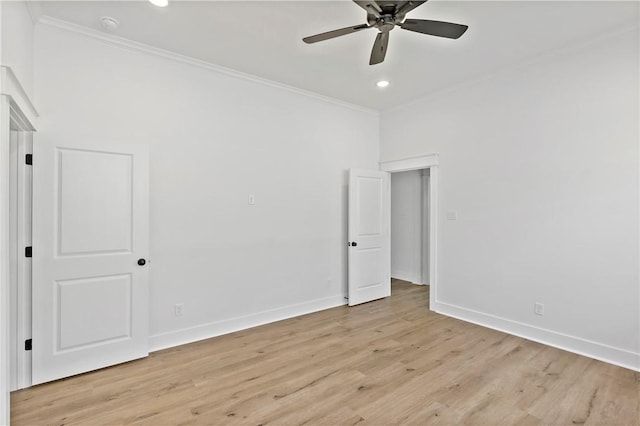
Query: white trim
[
  {"left": 428, "top": 167, "right": 438, "bottom": 307},
  {"left": 149, "top": 295, "right": 347, "bottom": 353},
  {"left": 5, "top": 103, "right": 35, "bottom": 400},
  {"left": 0, "top": 96, "right": 11, "bottom": 426},
  {"left": 420, "top": 173, "right": 430, "bottom": 285},
  {"left": 380, "top": 153, "right": 439, "bottom": 172},
  {"left": 0, "top": 91, "right": 34, "bottom": 424},
  {"left": 8, "top": 130, "right": 18, "bottom": 392},
  {"left": 433, "top": 301, "right": 640, "bottom": 372},
  {"left": 25, "top": 1, "right": 44, "bottom": 25},
  {"left": 37, "top": 17, "right": 378, "bottom": 117},
  {"left": 380, "top": 154, "right": 439, "bottom": 309},
  {"left": 12, "top": 132, "right": 32, "bottom": 391},
  {"left": 0, "top": 67, "right": 38, "bottom": 130}
]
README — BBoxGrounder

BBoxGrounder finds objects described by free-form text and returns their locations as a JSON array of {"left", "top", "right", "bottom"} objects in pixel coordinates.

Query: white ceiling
[{"left": 34, "top": 1, "right": 639, "bottom": 110}]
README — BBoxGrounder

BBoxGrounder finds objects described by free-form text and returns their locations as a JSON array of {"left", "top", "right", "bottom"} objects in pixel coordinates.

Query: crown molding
[
  {"left": 383, "top": 23, "right": 640, "bottom": 115},
  {"left": 25, "top": 1, "right": 44, "bottom": 25},
  {"left": 37, "top": 16, "right": 379, "bottom": 116}
]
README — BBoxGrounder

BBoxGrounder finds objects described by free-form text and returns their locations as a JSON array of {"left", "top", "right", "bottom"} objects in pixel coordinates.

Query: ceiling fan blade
[
  {"left": 369, "top": 31, "right": 389, "bottom": 65},
  {"left": 353, "top": 1, "right": 382, "bottom": 18},
  {"left": 303, "top": 24, "right": 371, "bottom": 44},
  {"left": 396, "top": 1, "right": 428, "bottom": 17},
  {"left": 400, "top": 19, "right": 468, "bottom": 39}
]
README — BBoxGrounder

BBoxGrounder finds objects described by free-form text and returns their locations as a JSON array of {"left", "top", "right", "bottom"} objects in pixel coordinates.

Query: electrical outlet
[
  {"left": 174, "top": 303, "right": 184, "bottom": 317},
  {"left": 248, "top": 194, "right": 255, "bottom": 205},
  {"left": 534, "top": 302, "right": 544, "bottom": 316}
]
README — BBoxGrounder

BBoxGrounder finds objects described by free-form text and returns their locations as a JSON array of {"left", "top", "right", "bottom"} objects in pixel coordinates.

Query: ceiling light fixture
[
  {"left": 377, "top": 80, "right": 390, "bottom": 88},
  {"left": 148, "top": 0, "right": 168, "bottom": 7},
  {"left": 99, "top": 16, "right": 120, "bottom": 33}
]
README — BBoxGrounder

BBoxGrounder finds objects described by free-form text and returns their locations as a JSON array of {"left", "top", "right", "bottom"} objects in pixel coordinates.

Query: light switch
[
  {"left": 446, "top": 210, "right": 458, "bottom": 221},
  {"left": 248, "top": 195, "right": 256, "bottom": 205}
]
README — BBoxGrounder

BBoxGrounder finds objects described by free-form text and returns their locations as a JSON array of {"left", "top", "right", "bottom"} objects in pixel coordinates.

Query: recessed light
[
  {"left": 377, "top": 80, "right": 390, "bottom": 88},
  {"left": 99, "top": 16, "right": 119, "bottom": 33},
  {"left": 149, "top": 0, "right": 168, "bottom": 7}
]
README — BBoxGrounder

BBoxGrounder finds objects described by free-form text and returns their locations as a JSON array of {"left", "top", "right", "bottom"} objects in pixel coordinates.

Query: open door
[
  {"left": 32, "top": 140, "right": 149, "bottom": 385},
  {"left": 348, "top": 168, "right": 390, "bottom": 306}
]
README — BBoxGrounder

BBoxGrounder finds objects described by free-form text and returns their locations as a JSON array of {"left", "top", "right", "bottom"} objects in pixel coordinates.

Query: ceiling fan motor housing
[{"left": 371, "top": 14, "right": 400, "bottom": 32}]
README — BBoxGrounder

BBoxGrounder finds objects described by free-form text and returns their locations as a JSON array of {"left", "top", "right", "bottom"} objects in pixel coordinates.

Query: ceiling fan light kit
[{"left": 303, "top": 1, "right": 468, "bottom": 65}]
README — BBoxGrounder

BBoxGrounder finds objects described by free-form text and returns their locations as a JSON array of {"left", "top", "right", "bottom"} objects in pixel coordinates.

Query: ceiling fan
[{"left": 303, "top": 1, "right": 468, "bottom": 65}]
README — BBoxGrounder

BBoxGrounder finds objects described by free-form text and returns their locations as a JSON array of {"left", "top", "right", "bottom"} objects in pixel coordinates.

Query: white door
[
  {"left": 348, "top": 169, "right": 390, "bottom": 306},
  {"left": 32, "top": 140, "right": 149, "bottom": 385}
]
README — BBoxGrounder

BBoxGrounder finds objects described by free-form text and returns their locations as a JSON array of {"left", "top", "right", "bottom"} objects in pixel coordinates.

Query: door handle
[
  {"left": 350, "top": 242, "right": 358, "bottom": 247},
  {"left": 137, "top": 258, "right": 146, "bottom": 266}
]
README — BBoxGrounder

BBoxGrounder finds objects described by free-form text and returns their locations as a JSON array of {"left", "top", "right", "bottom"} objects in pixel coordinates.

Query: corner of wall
[{"left": 432, "top": 301, "right": 640, "bottom": 372}]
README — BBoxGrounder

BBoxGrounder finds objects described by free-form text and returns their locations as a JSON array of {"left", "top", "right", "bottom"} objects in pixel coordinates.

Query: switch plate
[
  {"left": 534, "top": 302, "right": 544, "bottom": 316},
  {"left": 174, "top": 303, "right": 184, "bottom": 317},
  {"left": 248, "top": 195, "right": 255, "bottom": 205},
  {"left": 446, "top": 210, "right": 458, "bottom": 220}
]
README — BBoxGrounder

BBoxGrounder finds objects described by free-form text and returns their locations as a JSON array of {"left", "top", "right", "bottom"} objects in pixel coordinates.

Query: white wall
[
  {"left": 34, "top": 23, "right": 379, "bottom": 351},
  {"left": 390, "top": 170, "right": 423, "bottom": 283},
  {"left": 1, "top": 1, "right": 35, "bottom": 99},
  {"left": 380, "top": 28, "right": 639, "bottom": 370}
]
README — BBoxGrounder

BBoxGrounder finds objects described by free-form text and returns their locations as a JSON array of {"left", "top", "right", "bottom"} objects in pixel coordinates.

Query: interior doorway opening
[
  {"left": 390, "top": 168, "right": 430, "bottom": 286},
  {"left": 380, "top": 154, "right": 439, "bottom": 309},
  {"left": 1, "top": 92, "right": 38, "bottom": 424}
]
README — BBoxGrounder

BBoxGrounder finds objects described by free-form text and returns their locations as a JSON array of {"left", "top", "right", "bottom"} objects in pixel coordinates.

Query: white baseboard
[
  {"left": 149, "top": 295, "right": 347, "bottom": 352},
  {"left": 433, "top": 300, "right": 640, "bottom": 372}
]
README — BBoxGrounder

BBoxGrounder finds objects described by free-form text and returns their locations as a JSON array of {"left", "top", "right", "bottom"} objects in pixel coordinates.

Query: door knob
[
  {"left": 351, "top": 242, "right": 358, "bottom": 247},
  {"left": 137, "top": 258, "right": 146, "bottom": 266}
]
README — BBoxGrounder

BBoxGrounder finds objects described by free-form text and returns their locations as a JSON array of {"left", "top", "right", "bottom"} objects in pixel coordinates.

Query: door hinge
[
  {"left": 25, "top": 339, "right": 32, "bottom": 351},
  {"left": 25, "top": 246, "right": 32, "bottom": 258},
  {"left": 25, "top": 154, "right": 32, "bottom": 165}
]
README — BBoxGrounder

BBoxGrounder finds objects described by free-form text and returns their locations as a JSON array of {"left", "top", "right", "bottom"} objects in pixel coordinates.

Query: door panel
[
  {"left": 58, "top": 149, "right": 133, "bottom": 255},
  {"left": 348, "top": 169, "right": 390, "bottom": 306},
  {"left": 57, "top": 274, "right": 132, "bottom": 350},
  {"left": 32, "top": 141, "right": 148, "bottom": 385}
]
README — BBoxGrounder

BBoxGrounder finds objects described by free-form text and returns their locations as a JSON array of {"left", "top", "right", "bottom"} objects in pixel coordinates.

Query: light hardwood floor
[{"left": 11, "top": 280, "right": 640, "bottom": 425}]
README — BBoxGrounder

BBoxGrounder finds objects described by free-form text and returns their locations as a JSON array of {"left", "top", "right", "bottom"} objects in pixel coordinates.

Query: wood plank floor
[{"left": 11, "top": 280, "right": 639, "bottom": 425}]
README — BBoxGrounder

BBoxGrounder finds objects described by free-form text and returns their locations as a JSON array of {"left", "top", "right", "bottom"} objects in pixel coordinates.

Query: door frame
[
  {"left": 421, "top": 171, "right": 430, "bottom": 285},
  {"left": 9, "top": 129, "right": 32, "bottom": 391},
  {"left": 380, "top": 154, "right": 438, "bottom": 309},
  {"left": 1, "top": 65, "right": 39, "bottom": 424}
]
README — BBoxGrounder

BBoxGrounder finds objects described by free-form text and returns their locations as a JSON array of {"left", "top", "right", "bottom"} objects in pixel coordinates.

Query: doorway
[
  {"left": 381, "top": 154, "right": 439, "bottom": 309},
  {"left": 390, "top": 169, "right": 429, "bottom": 286},
  {"left": 1, "top": 92, "right": 37, "bottom": 424}
]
